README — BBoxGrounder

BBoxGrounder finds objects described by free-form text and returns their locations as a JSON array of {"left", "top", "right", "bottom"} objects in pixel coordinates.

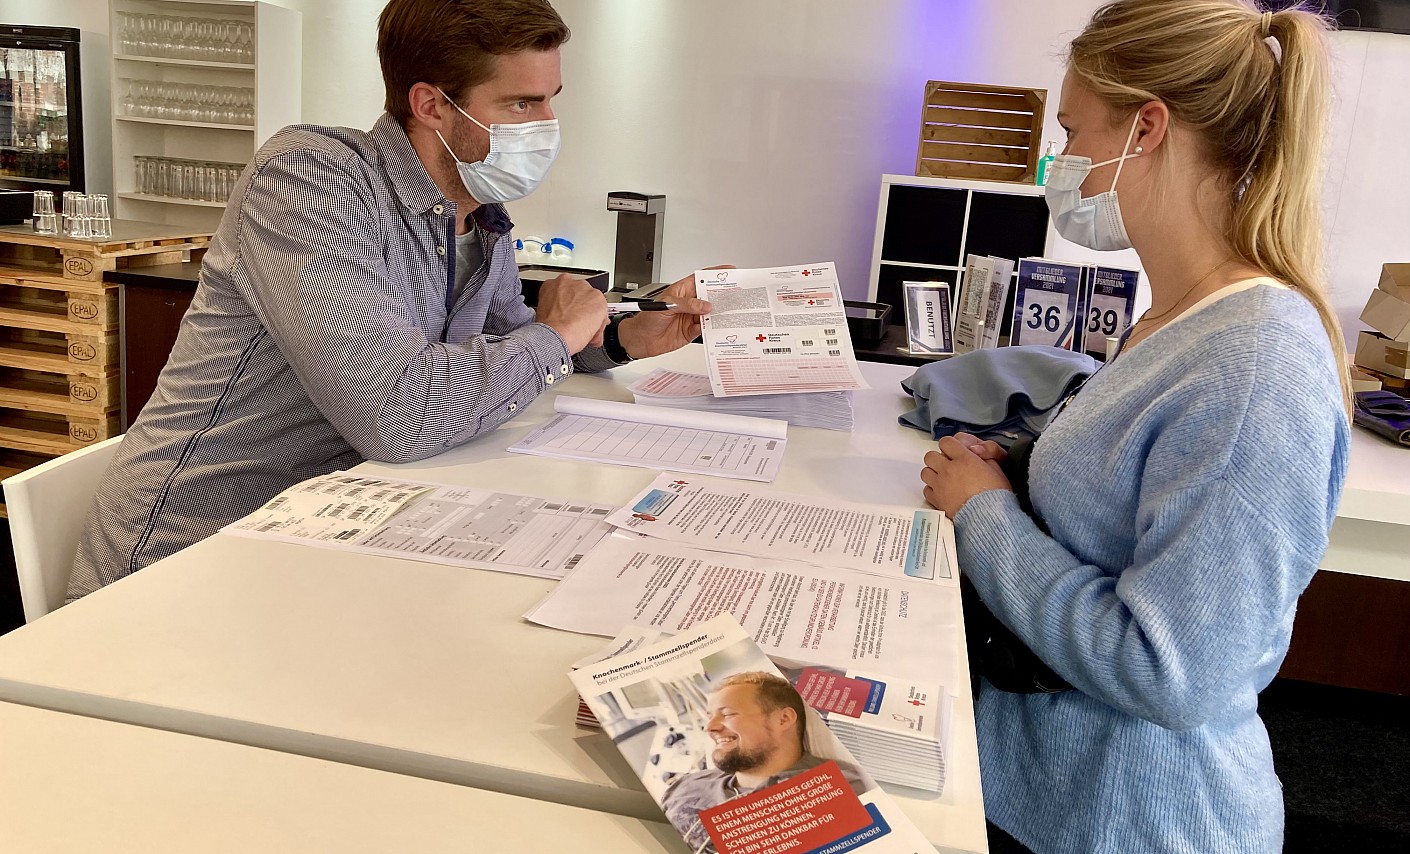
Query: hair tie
[{"left": 1261, "top": 10, "right": 1272, "bottom": 35}]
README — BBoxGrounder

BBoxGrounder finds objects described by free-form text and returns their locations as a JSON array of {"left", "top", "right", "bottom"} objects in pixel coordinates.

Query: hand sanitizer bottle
[{"left": 1036, "top": 141, "right": 1058, "bottom": 186}]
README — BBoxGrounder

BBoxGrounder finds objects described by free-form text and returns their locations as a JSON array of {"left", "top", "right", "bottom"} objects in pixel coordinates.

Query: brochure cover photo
[{"left": 570, "top": 615, "right": 933, "bottom": 854}]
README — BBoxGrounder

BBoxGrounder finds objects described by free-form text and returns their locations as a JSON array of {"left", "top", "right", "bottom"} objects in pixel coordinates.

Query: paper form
[
  {"left": 695, "top": 262, "right": 870, "bottom": 397},
  {"left": 526, "top": 535, "right": 961, "bottom": 690},
  {"left": 507, "top": 396, "right": 788, "bottom": 482},
  {"left": 223, "top": 472, "right": 614, "bottom": 579},
  {"left": 605, "top": 473, "right": 956, "bottom": 586}
]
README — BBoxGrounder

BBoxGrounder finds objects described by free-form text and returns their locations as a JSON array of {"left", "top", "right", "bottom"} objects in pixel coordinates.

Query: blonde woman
[{"left": 920, "top": 1, "right": 1351, "bottom": 851}]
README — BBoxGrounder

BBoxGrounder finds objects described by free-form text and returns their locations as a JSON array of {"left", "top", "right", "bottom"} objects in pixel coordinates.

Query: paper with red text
[{"left": 696, "top": 263, "right": 870, "bottom": 397}]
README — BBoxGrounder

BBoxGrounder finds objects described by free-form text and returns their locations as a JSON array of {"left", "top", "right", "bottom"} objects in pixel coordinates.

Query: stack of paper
[
  {"left": 793, "top": 666, "right": 952, "bottom": 792},
  {"left": 628, "top": 368, "right": 854, "bottom": 432},
  {"left": 695, "top": 262, "right": 870, "bottom": 398}
]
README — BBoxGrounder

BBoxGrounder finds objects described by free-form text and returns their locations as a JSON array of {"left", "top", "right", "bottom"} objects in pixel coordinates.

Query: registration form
[
  {"left": 223, "top": 472, "right": 614, "bottom": 579},
  {"left": 696, "top": 262, "right": 870, "bottom": 397}
]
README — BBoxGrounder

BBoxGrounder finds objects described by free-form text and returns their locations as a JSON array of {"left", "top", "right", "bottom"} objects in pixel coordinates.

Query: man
[
  {"left": 68, "top": 0, "right": 710, "bottom": 601},
  {"left": 660, "top": 672, "right": 872, "bottom": 853}
]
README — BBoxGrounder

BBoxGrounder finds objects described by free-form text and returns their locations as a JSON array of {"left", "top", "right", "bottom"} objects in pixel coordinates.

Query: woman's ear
[{"left": 1133, "top": 99, "right": 1170, "bottom": 154}]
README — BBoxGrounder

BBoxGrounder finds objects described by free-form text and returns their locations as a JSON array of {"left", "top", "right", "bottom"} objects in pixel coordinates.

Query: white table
[
  {"left": 1321, "top": 427, "right": 1410, "bottom": 583},
  {"left": 0, "top": 348, "right": 988, "bottom": 854},
  {"left": 0, "top": 700, "right": 688, "bottom": 853}
]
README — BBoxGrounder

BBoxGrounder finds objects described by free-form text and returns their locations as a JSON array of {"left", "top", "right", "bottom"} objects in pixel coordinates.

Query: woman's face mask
[
  {"left": 1044, "top": 113, "right": 1141, "bottom": 251},
  {"left": 435, "top": 87, "right": 560, "bottom": 205}
]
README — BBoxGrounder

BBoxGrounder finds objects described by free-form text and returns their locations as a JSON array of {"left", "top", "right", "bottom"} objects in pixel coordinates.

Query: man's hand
[
  {"left": 615, "top": 267, "right": 726, "bottom": 359},
  {"left": 536, "top": 274, "right": 609, "bottom": 354},
  {"left": 919, "top": 432, "right": 1013, "bottom": 520}
]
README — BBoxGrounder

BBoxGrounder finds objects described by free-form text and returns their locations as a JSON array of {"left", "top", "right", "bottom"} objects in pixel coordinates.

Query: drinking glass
[
  {"left": 89, "top": 195, "right": 112, "bottom": 239},
  {"left": 31, "top": 190, "right": 57, "bottom": 234},
  {"left": 63, "top": 194, "right": 90, "bottom": 239}
]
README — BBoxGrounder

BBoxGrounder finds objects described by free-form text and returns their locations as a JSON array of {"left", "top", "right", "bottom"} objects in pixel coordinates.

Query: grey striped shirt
[{"left": 69, "top": 113, "right": 620, "bottom": 601}]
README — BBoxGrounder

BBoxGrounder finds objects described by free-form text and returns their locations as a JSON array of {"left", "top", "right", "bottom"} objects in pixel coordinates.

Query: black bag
[{"left": 962, "top": 436, "right": 1072, "bottom": 695}]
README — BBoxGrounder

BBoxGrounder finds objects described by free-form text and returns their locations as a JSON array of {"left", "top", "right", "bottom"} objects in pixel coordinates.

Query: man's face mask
[
  {"left": 1044, "top": 113, "right": 1142, "bottom": 252},
  {"left": 435, "top": 87, "right": 560, "bottom": 205}
]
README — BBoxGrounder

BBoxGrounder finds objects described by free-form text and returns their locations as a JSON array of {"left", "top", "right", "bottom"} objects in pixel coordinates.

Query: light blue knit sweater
[{"left": 954, "top": 285, "right": 1349, "bottom": 853}]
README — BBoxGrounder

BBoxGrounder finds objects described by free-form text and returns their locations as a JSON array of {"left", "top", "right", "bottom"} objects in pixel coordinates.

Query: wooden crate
[{"left": 915, "top": 81, "right": 1047, "bottom": 184}]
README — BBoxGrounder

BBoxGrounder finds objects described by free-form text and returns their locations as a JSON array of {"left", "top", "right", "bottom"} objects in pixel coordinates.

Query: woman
[{"left": 920, "top": 1, "right": 1351, "bottom": 851}]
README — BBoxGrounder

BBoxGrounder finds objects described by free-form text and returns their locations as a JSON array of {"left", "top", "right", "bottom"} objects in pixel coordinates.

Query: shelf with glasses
[
  {"left": 109, "top": 0, "right": 301, "bottom": 228},
  {"left": 114, "top": 54, "right": 255, "bottom": 71},
  {"left": 115, "top": 116, "right": 251, "bottom": 132},
  {"left": 117, "top": 192, "right": 226, "bottom": 209}
]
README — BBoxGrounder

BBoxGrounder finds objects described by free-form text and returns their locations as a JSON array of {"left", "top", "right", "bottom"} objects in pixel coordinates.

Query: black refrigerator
[{"left": 0, "top": 24, "right": 84, "bottom": 194}]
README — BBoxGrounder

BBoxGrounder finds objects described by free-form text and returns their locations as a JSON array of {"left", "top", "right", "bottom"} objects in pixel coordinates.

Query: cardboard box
[
  {"left": 1379, "top": 263, "right": 1410, "bottom": 302},
  {"left": 1360, "top": 288, "right": 1410, "bottom": 342},
  {"left": 1356, "top": 330, "right": 1410, "bottom": 379},
  {"left": 1349, "top": 365, "right": 1383, "bottom": 393}
]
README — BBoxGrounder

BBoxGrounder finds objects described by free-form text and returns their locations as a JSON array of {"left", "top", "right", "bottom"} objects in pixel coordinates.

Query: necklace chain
[{"left": 1134, "top": 256, "right": 1234, "bottom": 328}]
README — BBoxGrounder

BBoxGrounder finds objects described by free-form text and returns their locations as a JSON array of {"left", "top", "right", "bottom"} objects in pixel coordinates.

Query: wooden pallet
[{"left": 0, "top": 222, "right": 212, "bottom": 481}]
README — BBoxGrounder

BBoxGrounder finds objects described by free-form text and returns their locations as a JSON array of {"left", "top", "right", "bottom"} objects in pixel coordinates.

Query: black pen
[{"left": 606, "top": 300, "right": 679, "bottom": 315}]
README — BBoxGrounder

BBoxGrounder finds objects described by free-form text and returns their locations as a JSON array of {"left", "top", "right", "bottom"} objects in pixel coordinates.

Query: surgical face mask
[
  {"left": 1044, "top": 114, "right": 1141, "bottom": 251},
  {"left": 435, "top": 87, "right": 560, "bottom": 204}
]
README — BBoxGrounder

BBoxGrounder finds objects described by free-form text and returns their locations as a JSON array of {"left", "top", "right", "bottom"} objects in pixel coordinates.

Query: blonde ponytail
[{"left": 1070, "top": 0, "right": 1352, "bottom": 414}]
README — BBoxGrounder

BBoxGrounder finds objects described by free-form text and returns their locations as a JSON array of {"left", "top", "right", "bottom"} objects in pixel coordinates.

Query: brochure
[
  {"left": 604, "top": 472, "right": 956, "bottom": 586},
  {"left": 569, "top": 614, "right": 936, "bottom": 853},
  {"left": 981, "top": 257, "right": 1015, "bottom": 350},
  {"left": 789, "top": 665, "right": 951, "bottom": 793},
  {"left": 953, "top": 255, "right": 995, "bottom": 354},
  {"left": 696, "top": 262, "right": 870, "bottom": 397}
]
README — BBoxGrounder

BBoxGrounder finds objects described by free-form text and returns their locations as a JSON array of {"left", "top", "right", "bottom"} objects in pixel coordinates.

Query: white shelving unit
[
  {"left": 108, "top": 0, "right": 301, "bottom": 230},
  {"left": 866, "top": 174, "right": 1056, "bottom": 315}
]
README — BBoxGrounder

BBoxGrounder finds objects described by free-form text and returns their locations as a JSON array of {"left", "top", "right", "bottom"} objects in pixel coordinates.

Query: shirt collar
[{"left": 372, "top": 112, "right": 514, "bottom": 235}]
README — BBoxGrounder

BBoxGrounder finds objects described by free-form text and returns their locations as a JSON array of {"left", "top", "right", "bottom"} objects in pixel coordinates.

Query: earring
[{"left": 1135, "top": 146, "right": 1144, "bottom": 154}]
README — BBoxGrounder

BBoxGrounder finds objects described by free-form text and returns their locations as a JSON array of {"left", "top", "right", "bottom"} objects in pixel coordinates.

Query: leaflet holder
[{"left": 607, "top": 191, "right": 665, "bottom": 293}]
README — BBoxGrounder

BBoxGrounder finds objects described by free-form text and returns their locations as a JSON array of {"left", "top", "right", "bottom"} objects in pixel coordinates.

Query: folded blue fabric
[
  {"left": 899, "top": 345, "right": 1100, "bottom": 446},
  {"left": 1353, "top": 390, "right": 1410, "bottom": 447}
]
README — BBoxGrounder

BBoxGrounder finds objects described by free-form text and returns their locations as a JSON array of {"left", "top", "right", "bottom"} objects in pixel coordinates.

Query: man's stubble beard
[{"left": 714, "top": 745, "right": 773, "bottom": 774}]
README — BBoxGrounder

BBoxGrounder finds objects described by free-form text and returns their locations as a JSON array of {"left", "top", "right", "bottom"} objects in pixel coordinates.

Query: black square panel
[
  {"left": 965, "top": 191, "right": 1049, "bottom": 267},
  {"left": 880, "top": 185, "right": 966, "bottom": 267}
]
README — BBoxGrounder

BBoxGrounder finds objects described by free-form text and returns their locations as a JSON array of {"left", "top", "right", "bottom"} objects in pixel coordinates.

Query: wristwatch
[{"left": 602, "top": 315, "right": 634, "bottom": 364}]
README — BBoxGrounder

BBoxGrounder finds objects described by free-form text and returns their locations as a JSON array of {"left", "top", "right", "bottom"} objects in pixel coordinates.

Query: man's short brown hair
[{"left": 377, "top": 0, "right": 570, "bottom": 127}]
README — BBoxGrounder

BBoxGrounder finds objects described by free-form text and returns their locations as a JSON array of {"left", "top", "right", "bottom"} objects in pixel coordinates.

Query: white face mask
[
  {"left": 1044, "top": 114, "right": 1141, "bottom": 251},
  {"left": 435, "top": 87, "right": 560, "bottom": 204}
]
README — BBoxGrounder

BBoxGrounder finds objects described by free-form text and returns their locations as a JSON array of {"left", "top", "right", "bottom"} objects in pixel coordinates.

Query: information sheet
[
  {"left": 527, "top": 535, "right": 961, "bottom": 689},
  {"left": 508, "top": 396, "right": 787, "bottom": 482},
  {"left": 695, "top": 263, "right": 870, "bottom": 397},
  {"left": 224, "top": 472, "right": 614, "bottom": 580},
  {"left": 605, "top": 473, "right": 956, "bottom": 585}
]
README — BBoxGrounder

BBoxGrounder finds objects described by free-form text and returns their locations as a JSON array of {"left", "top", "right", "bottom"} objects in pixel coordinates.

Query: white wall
[
  {"left": 2, "top": 0, "right": 114, "bottom": 197},
  {"left": 20, "top": 0, "right": 1409, "bottom": 342}
]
